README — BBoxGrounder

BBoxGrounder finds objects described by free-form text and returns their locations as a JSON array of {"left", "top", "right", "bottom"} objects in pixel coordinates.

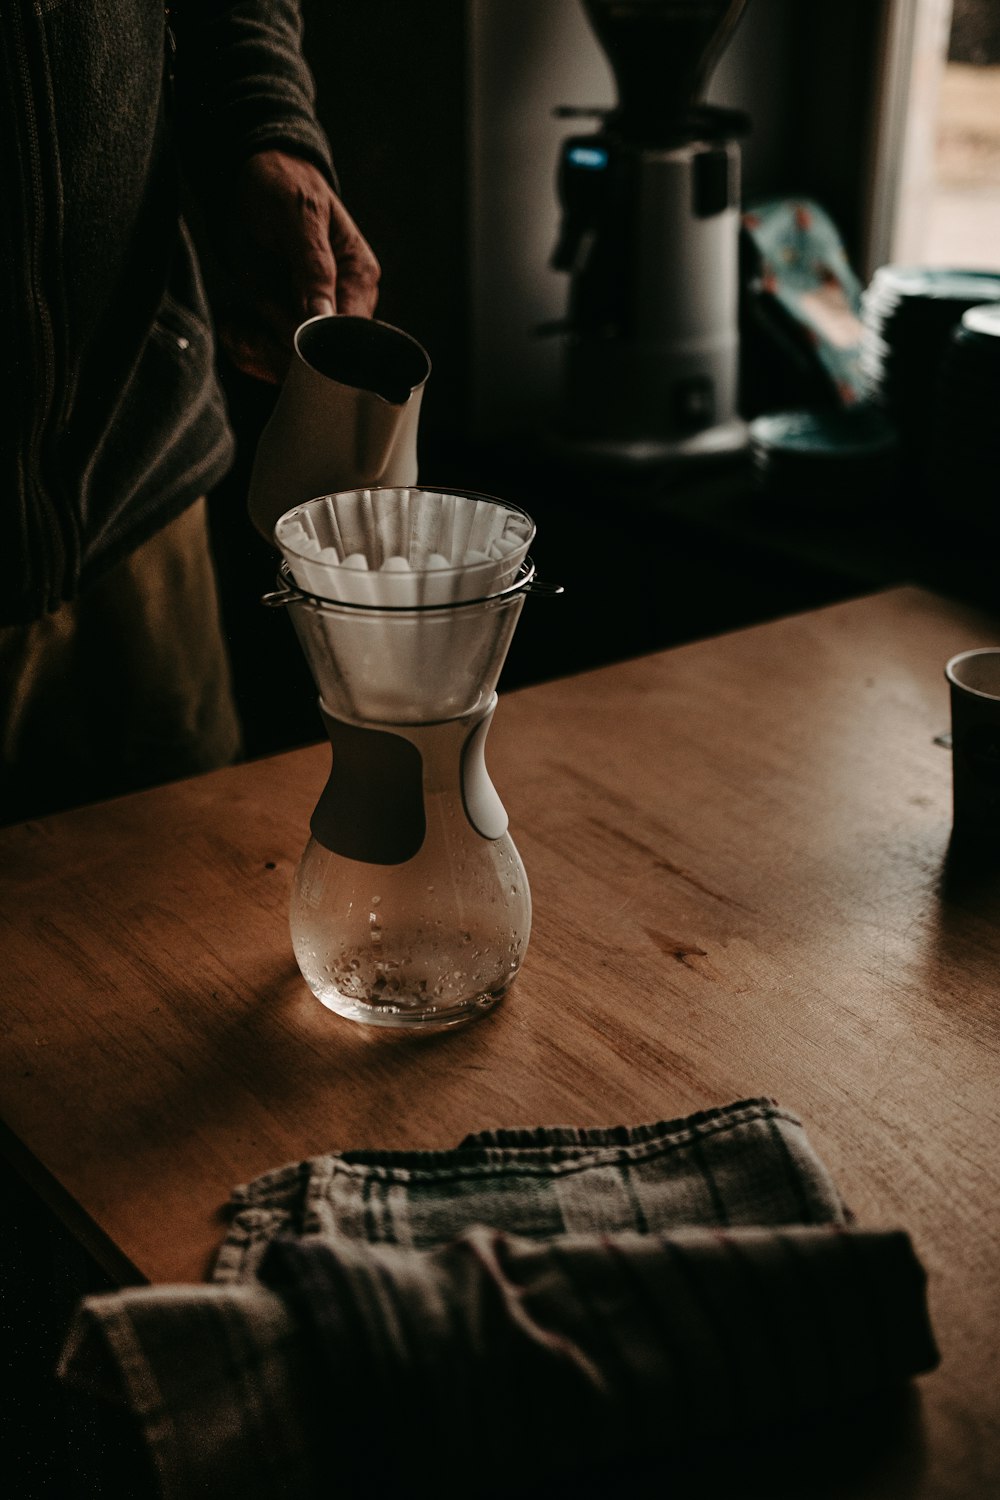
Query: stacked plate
[
  {"left": 859, "top": 266, "right": 1000, "bottom": 473},
  {"left": 929, "top": 303, "right": 1000, "bottom": 530},
  {"left": 748, "top": 405, "right": 898, "bottom": 514}
]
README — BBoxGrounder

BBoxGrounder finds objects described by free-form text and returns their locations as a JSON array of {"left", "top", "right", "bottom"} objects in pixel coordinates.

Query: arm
[{"left": 168, "top": 2, "right": 380, "bottom": 382}]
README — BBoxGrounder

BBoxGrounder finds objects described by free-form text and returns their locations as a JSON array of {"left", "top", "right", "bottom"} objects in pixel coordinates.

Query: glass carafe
[{"left": 280, "top": 571, "right": 534, "bottom": 1029}]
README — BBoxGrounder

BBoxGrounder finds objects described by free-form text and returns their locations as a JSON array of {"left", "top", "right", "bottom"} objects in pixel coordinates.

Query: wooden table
[{"left": 3, "top": 586, "right": 999, "bottom": 1497}]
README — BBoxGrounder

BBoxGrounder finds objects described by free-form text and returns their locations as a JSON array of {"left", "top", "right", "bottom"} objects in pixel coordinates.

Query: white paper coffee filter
[{"left": 275, "top": 487, "right": 534, "bottom": 606}]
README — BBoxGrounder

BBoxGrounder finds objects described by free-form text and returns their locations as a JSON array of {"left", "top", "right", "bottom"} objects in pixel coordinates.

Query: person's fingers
[
  {"left": 288, "top": 183, "right": 340, "bottom": 320},
  {"left": 334, "top": 252, "right": 380, "bottom": 317},
  {"left": 327, "top": 197, "right": 381, "bottom": 317}
]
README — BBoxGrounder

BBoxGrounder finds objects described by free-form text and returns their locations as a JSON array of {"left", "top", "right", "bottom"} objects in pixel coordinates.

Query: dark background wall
[{"left": 300, "top": 0, "right": 473, "bottom": 442}]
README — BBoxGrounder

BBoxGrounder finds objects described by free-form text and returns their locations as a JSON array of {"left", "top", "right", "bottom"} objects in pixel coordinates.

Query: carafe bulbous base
[{"left": 290, "top": 795, "right": 531, "bottom": 1029}]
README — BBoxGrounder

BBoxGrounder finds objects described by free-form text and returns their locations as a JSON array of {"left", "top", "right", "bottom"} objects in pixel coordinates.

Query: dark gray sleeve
[{"left": 168, "top": 1, "right": 337, "bottom": 189}]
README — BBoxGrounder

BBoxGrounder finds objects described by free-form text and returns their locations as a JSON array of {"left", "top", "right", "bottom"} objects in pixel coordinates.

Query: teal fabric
[{"left": 742, "top": 197, "right": 866, "bottom": 405}]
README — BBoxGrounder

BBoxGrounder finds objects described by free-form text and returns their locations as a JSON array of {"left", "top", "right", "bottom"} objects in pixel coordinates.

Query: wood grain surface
[{"left": 2, "top": 586, "right": 999, "bottom": 1497}]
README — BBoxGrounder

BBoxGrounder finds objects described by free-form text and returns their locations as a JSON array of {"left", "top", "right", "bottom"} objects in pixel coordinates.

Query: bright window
[{"left": 869, "top": 0, "right": 1000, "bottom": 273}]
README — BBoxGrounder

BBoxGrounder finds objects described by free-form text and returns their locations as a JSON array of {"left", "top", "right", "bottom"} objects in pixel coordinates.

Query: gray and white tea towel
[{"left": 60, "top": 1097, "right": 938, "bottom": 1498}]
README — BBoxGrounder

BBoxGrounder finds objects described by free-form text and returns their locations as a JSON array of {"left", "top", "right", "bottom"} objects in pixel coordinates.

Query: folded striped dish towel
[{"left": 60, "top": 1098, "right": 937, "bottom": 1499}]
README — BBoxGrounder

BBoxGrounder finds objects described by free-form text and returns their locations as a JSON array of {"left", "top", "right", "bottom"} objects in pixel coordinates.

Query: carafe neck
[{"left": 311, "top": 696, "right": 507, "bottom": 864}]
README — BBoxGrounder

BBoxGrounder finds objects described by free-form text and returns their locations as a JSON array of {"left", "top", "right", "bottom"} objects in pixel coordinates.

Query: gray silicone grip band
[{"left": 310, "top": 696, "right": 508, "bottom": 864}]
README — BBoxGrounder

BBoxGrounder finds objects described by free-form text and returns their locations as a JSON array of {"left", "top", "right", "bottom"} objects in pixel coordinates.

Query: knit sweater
[{"left": 0, "top": 1, "right": 335, "bottom": 624}]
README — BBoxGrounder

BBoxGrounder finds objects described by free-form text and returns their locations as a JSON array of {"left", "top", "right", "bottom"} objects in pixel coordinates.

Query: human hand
[{"left": 217, "top": 149, "right": 381, "bottom": 383}]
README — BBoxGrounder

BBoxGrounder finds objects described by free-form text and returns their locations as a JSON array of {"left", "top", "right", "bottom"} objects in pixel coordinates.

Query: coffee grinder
[{"left": 550, "top": 0, "right": 751, "bottom": 464}]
